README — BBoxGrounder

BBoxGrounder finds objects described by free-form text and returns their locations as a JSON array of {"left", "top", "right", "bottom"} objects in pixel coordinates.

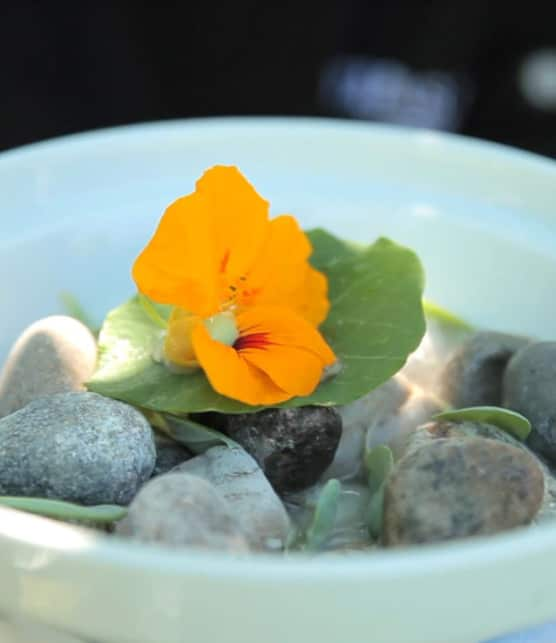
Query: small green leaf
[
  {"left": 305, "top": 479, "right": 342, "bottom": 551},
  {"left": 365, "top": 445, "right": 394, "bottom": 494},
  {"left": 156, "top": 414, "right": 238, "bottom": 454},
  {"left": 433, "top": 406, "right": 531, "bottom": 441},
  {"left": 0, "top": 497, "right": 127, "bottom": 523},
  {"left": 59, "top": 292, "right": 98, "bottom": 334},
  {"left": 88, "top": 231, "right": 425, "bottom": 414},
  {"left": 423, "top": 300, "right": 473, "bottom": 332},
  {"left": 367, "top": 484, "right": 385, "bottom": 540}
]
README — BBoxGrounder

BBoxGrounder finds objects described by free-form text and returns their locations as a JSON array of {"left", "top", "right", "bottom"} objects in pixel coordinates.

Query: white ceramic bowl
[{"left": 1, "top": 118, "right": 556, "bottom": 643}]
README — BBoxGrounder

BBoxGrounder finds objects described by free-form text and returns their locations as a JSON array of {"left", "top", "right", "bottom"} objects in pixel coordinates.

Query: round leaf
[{"left": 87, "top": 231, "right": 426, "bottom": 414}]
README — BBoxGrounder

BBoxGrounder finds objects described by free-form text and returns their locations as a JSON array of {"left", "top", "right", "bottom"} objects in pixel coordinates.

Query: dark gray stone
[
  {"left": 152, "top": 435, "right": 192, "bottom": 477},
  {"left": 0, "top": 392, "right": 155, "bottom": 505},
  {"left": 116, "top": 472, "right": 248, "bottom": 552},
  {"left": 438, "top": 331, "right": 529, "bottom": 407},
  {"left": 226, "top": 407, "right": 342, "bottom": 492},
  {"left": 383, "top": 437, "right": 544, "bottom": 546},
  {"left": 504, "top": 342, "right": 556, "bottom": 463}
]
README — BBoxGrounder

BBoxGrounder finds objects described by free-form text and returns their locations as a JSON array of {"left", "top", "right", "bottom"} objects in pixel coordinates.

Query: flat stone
[
  {"left": 383, "top": 437, "right": 544, "bottom": 546},
  {"left": 504, "top": 342, "right": 556, "bottom": 463},
  {"left": 0, "top": 392, "right": 155, "bottom": 505},
  {"left": 225, "top": 407, "right": 342, "bottom": 493},
  {"left": 116, "top": 472, "right": 248, "bottom": 552},
  {"left": 175, "top": 446, "right": 290, "bottom": 550},
  {"left": 438, "top": 331, "right": 529, "bottom": 408},
  {"left": 322, "top": 377, "right": 409, "bottom": 480},
  {"left": 0, "top": 316, "right": 98, "bottom": 418},
  {"left": 152, "top": 434, "right": 192, "bottom": 477}
]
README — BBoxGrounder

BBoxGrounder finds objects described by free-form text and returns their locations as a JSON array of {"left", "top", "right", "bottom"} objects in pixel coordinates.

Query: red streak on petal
[
  {"left": 234, "top": 332, "right": 271, "bottom": 352},
  {"left": 220, "top": 250, "right": 230, "bottom": 273}
]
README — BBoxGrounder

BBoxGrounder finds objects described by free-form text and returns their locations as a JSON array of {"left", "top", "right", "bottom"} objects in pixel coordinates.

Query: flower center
[
  {"left": 204, "top": 311, "right": 239, "bottom": 346},
  {"left": 234, "top": 332, "right": 271, "bottom": 351}
]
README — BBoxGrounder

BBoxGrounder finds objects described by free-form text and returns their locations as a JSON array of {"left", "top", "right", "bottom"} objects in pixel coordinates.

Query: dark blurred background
[{"left": 2, "top": 1, "right": 556, "bottom": 156}]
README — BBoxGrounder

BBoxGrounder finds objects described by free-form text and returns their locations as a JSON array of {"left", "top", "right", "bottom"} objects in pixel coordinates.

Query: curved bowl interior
[{"left": 1, "top": 118, "right": 556, "bottom": 643}]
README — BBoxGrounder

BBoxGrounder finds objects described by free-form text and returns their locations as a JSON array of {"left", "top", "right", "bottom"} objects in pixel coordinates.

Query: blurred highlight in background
[{"left": 1, "top": 1, "right": 556, "bottom": 156}]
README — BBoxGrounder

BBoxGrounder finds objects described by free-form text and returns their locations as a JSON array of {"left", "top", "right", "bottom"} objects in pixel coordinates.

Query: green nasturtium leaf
[
  {"left": 304, "top": 479, "right": 342, "bottom": 551},
  {"left": 0, "top": 497, "right": 127, "bottom": 523},
  {"left": 87, "top": 230, "right": 426, "bottom": 414},
  {"left": 433, "top": 406, "right": 531, "bottom": 441},
  {"left": 365, "top": 445, "right": 394, "bottom": 494}
]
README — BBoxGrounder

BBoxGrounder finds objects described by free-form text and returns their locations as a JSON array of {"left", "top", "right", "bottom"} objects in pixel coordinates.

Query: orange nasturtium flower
[{"left": 132, "top": 165, "right": 336, "bottom": 405}]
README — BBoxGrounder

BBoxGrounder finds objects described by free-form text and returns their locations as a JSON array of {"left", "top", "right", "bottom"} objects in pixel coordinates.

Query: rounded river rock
[
  {"left": 438, "top": 331, "right": 529, "bottom": 408},
  {"left": 0, "top": 315, "right": 98, "bottom": 418},
  {"left": 383, "top": 437, "right": 544, "bottom": 546},
  {"left": 504, "top": 341, "right": 556, "bottom": 463},
  {"left": 175, "top": 446, "right": 291, "bottom": 550},
  {"left": 0, "top": 392, "right": 155, "bottom": 505},
  {"left": 226, "top": 407, "right": 342, "bottom": 492},
  {"left": 117, "top": 472, "right": 248, "bottom": 552}
]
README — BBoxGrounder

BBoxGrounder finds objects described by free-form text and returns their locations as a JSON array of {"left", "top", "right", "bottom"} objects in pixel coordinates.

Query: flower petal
[
  {"left": 196, "top": 166, "right": 270, "bottom": 282},
  {"left": 191, "top": 322, "right": 291, "bottom": 406},
  {"left": 132, "top": 192, "right": 220, "bottom": 317},
  {"left": 239, "top": 215, "right": 330, "bottom": 325},
  {"left": 293, "top": 265, "right": 330, "bottom": 326},
  {"left": 235, "top": 306, "right": 336, "bottom": 396}
]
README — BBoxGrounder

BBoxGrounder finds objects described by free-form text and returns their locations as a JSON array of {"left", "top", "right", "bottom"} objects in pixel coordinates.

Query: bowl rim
[
  {"left": 1, "top": 115, "right": 556, "bottom": 581},
  {"left": 2, "top": 115, "right": 556, "bottom": 173}
]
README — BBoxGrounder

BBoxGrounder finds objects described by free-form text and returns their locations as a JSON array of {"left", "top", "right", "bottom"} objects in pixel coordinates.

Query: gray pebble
[
  {"left": 226, "top": 407, "right": 342, "bottom": 493},
  {"left": 175, "top": 446, "right": 290, "bottom": 550},
  {"left": 438, "top": 331, "right": 529, "bottom": 407},
  {"left": 152, "top": 434, "right": 192, "bottom": 477},
  {"left": 0, "top": 392, "right": 155, "bottom": 505},
  {"left": 0, "top": 316, "right": 98, "bottom": 418},
  {"left": 116, "top": 472, "right": 248, "bottom": 552},
  {"left": 504, "top": 342, "right": 556, "bottom": 463},
  {"left": 383, "top": 437, "right": 544, "bottom": 546}
]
